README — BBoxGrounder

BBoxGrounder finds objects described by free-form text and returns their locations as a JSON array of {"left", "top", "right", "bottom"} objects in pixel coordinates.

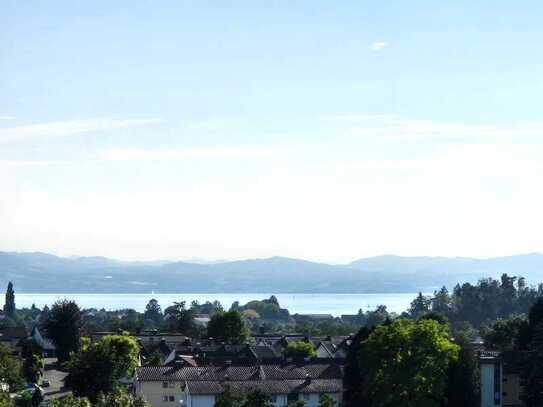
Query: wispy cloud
[
  {"left": 370, "top": 41, "right": 388, "bottom": 51},
  {"left": 328, "top": 113, "right": 543, "bottom": 141},
  {"left": 0, "top": 160, "right": 57, "bottom": 167},
  {"left": 0, "top": 118, "right": 163, "bottom": 143},
  {"left": 0, "top": 116, "right": 15, "bottom": 121},
  {"left": 99, "top": 146, "right": 275, "bottom": 161}
]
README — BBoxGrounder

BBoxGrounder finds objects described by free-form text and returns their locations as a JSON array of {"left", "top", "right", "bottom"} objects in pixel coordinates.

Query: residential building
[
  {"left": 479, "top": 350, "right": 525, "bottom": 407},
  {"left": 134, "top": 362, "right": 343, "bottom": 407}
]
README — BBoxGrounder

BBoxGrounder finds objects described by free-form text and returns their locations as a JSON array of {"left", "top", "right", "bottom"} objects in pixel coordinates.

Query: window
[
  {"left": 169, "top": 396, "right": 175, "bottom": 402},
  {"left": 162, "top": 395, "right": 175, "bottom": 402},
  {"left": 162, "top": 382, "right": 169, "bottom": 388},
  {"left": 169, "top": 382, "right": 176, "bottom": 388},
  {"left": 270, "top": 395, "right": 278, "bottom": 403},
  {"left": 302, "top": 394, "right": 310, "bottom": 401},
  {"left": 162, "top": 396, "right": 169, "bottom": 402}
]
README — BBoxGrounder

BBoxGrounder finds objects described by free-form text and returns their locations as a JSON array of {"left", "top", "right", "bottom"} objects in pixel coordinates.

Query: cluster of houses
[
  {"left": 92, "top": 330, "right": 348, "bottom": 407},
  {"left": 0, "top": 324, "right": 528, "bottom": 407},
  {"left": 121, "top": 330, "right": 528, "bottom": 407}
]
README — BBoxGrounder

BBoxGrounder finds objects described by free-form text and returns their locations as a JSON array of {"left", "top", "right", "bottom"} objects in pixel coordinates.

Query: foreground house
[{"left": 134, "top": 362, "right": 343, "bottom": 407}]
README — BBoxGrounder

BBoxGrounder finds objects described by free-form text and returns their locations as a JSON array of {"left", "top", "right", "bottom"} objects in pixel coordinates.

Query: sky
[{"left": 2, "top": 1, "right": 543, "bottom": 263}]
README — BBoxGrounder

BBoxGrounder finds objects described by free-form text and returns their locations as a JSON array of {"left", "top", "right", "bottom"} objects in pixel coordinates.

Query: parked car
[{"left": 42, "top": 379, "right": 50, "bottom": 388}]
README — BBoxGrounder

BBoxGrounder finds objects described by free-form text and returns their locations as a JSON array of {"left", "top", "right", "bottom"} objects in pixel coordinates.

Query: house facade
[{"left": 134, "top": 363, "right": 343, "bottom": 407}]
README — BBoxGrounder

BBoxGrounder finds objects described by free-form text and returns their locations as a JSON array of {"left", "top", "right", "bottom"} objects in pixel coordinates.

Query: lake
[{"left": 15, "top": 293, "right": 424, "bottom": 316}]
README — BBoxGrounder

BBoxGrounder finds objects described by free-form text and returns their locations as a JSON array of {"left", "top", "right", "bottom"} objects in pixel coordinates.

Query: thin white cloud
[
  {"left": 0, "top": 160, "right": 57, "bottom": 167},
  {"left": 0, "top": 118, "right": 163, "bottom": 143},
  {"left": 328, "top": 113, "right": 543, "bottom": 141},
  {"left": 0, "top": 116, "right": 15, "bottom": 120},
  {"left": 371, "top": 41, "right": 388, "bottom": 51},
  {"left": 99, "top": 146, "right": 275, "bottom": 161}
]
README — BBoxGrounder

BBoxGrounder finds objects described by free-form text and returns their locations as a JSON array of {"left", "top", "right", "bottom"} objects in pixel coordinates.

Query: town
[{"left": 0, "top": 275, "right": 540, "bottom": 407}]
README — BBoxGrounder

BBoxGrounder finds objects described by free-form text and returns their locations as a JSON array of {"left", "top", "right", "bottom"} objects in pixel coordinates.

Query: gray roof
[
  {"left": 186, "top": 379, "right": 342, "bottom": 395},
  {"left": 136, "top": 363, "right": 342, "bottom": 382}
]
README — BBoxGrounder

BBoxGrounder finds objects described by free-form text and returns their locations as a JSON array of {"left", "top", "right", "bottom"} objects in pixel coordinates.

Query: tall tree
[
  {"left": 431, "top": 286, "right": 451, "bottom": 315},
  {"left": 409, "top": 292, "right": 431, "bottom": 318},
  {"left": 445, "top": 335, "right": 479, "bottom": 407},
  {"left": 207, "top": 310, "right": 249, "bottom": 344},
  {"left": 343, "top": 326, "right": 373, "bottom": 407},
  {"left": 66, "top": 335, "right": 140, "bottom": 401},
  {"left": 3, "top": 282, "right": 15, "bottom": 318},
  {"left": 164, "top": 301, "right": 194, "bottom": 334},
  {"left": 521, "top": 322, "right": 543, "bottom": 407},
  {"left": 143, "top": 299, "right": 162, "bottom": 325},
  {"left": 362, "top": 319, "right": 459, "bottom": 407},
  {"left": 44, "top": 300, "right": 82, "bottom": 362}
]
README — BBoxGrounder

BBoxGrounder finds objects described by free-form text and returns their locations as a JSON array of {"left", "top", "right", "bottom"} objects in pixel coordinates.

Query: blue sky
[{"left": 2, "top": 1, "right": 543, "bottom": 261}]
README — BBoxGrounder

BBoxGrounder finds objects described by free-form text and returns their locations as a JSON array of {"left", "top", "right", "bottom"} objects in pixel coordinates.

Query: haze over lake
[{"left": 15, "top": 293, "right": 423, "bottom": 316}]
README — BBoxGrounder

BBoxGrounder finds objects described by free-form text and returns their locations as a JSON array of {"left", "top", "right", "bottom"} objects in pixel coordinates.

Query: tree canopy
[
  {"left": 66, "top": 335, "right": 139, "bottom": 401},
  {"left": 44, "top": 300, "right": 82, "bottom": 362},
  {"left": 361, "top": 319, "right": 459, "bottom": 407},
  {"left": 284, "top": 341, "right": 317, "bottom": 359},
  {"left": 207, "top": 310, "right": 249, "bottom": 344}
]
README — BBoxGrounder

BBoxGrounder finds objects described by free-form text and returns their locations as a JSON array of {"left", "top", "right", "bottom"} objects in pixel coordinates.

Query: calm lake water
[{"left": 15, "top": 293, "right": 423, "bottom": 316}]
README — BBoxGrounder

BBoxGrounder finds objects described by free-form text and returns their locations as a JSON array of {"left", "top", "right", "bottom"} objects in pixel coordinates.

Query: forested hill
[{"left": 1, "top": 251, "right": 543, "bottom": 293}]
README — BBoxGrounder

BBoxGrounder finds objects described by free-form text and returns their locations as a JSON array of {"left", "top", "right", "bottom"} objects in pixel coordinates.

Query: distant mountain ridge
[{"left": 1, "top": 251, "right": 543, "bottom": 293}]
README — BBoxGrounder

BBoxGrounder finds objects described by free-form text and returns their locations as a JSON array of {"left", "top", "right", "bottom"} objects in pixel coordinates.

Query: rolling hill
[{"left": 1, "top": 251, "right": 543, "bottom": 293}]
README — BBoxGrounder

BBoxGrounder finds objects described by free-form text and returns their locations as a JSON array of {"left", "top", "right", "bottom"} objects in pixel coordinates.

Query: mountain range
[{"left": 1, "top": 251, "right": 543, "bottom": 293}]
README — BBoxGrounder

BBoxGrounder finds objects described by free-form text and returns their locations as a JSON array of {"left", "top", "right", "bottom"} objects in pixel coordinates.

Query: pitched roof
[
  {"left": 0, "top": 326, "right": 27, "bottom": 341},
  {"left": 135, "top": 363, "right": 342, "bottom": 382},
  {"left": 186, "top": 379, "right": 342, "bottom": 395}
]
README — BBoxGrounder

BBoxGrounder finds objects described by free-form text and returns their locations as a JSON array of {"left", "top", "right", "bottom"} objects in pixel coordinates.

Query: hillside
[{"left": 1, "top": 252, "right": 542, "bottom": 293}]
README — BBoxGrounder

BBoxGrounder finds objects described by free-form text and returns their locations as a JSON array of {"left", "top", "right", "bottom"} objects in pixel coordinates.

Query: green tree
[
  {"left": 483, "top": 315, "right": 528, "bottom": 351},
  {"left": 164, "top": 301, "right": 194, "bottom": 334},
  {"left": 343, "top": 326, "right": 374, "bottom": 407},
  {"left": 215, "top": 388, "right": 244, "bottom": 407},
  {"left": 3, "top": 283, "right": 15, "bottom": 318},
  {"left": 409, "top": 292, "right": 431, "bottom": 318},
  {"left": 95, "top": 387, "right": 150, "bottom": 407},
  {"left": 0, "top": 343, "right": 24, "bottom": 392},
  {"left": 318, "top": 394, "right": 337, "bottom": 407},
  {"left": 445, "top": 335, "right": 479, "bottom": 407},
  {"left": 521, "top": 322, "right": 543, "bottom": 407},
  {"left": 431, "top": 286, "right": 451, "bottom": 315},
  {"left": 284, "top": 341, "right": 316, "bottom": 359},
  {"left": 0, "top": 391, "right": 14, "bottom": 407},
  {"left": 143, "top": 299, "right": 162, "bottom": 325},
  {"left": 207, "top": 310, "right": 249, "bottom": 344},
  {"left": 48, "top": 395, "right": 92, "bottom": 407},
  {"left": 147, "top": 352, "right": 163, "bottom": 367},
  {"left": 66, "top": 335, "right": 139, "bottom": 401},
  {"left": 241, "top": 390, "right": 272, "bottom": 407},
  {"left": 520, "top": 298, "right": 543, "bottom": 406},
  {"left": 362, "top": 319, "right": 459, "bottom": 407},
  {"left": 44, "top": 300, "right": 82, "bottom": 362}
]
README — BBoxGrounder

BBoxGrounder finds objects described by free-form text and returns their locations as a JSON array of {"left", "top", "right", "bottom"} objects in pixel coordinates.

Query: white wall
[
  {"left": 135, "top": 381, "right": 186, "bottom": 407},
  {"left": 190, "top": 395, "right": 215, "bottom": 407},
  {"left": 480, "top": 363, "right": 501, "bottom": 407}
]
